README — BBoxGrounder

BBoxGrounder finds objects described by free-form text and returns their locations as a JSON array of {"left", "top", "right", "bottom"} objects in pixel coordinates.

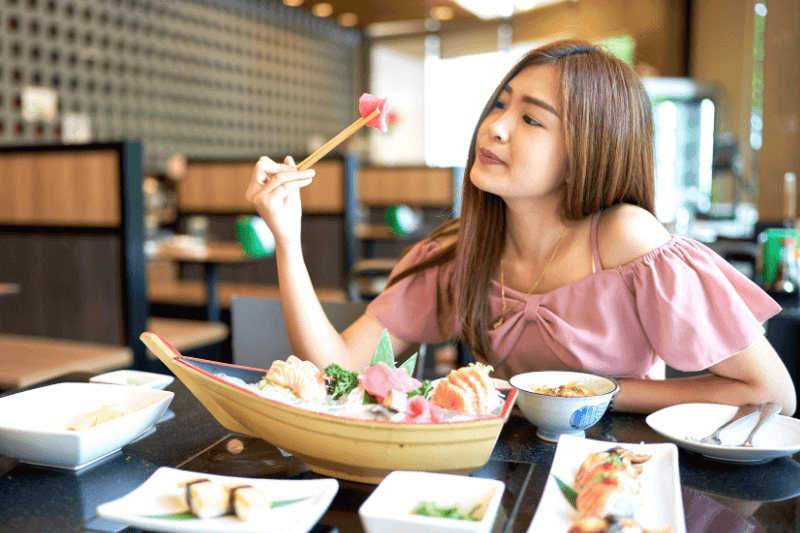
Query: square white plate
[
  {"left": 646, "top": 402, "right": 800, "bottom": 463},
  {"left": 90, "top": 369, "right": 174, "bottom": 390},
  {"left": 95, "top": 467, "right": 339, "bottom": 533},
  {"left": 358, "top": 470, "right": 505, "bottom": 533},
  {"left": 528, "top": 435, "right": 686, "bottom": 533},
  {"left": 0, "top": 382, "right": 173, "bottom": 469}
]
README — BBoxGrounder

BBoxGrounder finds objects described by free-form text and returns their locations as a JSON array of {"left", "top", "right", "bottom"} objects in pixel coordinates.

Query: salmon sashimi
[
  {"left": 574, "top": 448, "right": 649, "bottom": 492},
  {"left": 431, "top": 363, "right": 495, "bottom": 415},
  {"left": 265, "top": 355, "right": 327, "bottom": 404}
]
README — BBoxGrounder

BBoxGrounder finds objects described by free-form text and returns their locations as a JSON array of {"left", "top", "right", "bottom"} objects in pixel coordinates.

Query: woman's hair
[{"left": 386, "top": 39, "right": 655, "bottom": 362}]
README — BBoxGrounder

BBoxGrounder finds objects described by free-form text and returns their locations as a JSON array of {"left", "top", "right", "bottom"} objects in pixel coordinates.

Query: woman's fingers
[
  {"left": 254, "top": 156, "right": 296, "bottom": 184},
  {"left": 263, "top": 168, "right": 315, "bottom": 193}
]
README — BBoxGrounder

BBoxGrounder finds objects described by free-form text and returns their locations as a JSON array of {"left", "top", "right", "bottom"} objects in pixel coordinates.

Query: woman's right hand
[{"left": 246, "top": 156, "right": 315, "bottom": 247}]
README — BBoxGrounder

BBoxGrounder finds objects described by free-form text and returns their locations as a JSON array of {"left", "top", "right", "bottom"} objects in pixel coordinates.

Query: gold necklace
[{"left": 492, "top": 226, "right": 567, "bottom": 330}]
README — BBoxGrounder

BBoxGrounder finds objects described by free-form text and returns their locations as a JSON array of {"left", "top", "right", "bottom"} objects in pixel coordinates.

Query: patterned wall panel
[{"left": 0, "top": 0, "right": 360, "bottom": 172}]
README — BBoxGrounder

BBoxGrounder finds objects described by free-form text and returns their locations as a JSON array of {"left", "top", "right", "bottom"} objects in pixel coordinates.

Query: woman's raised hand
[{"left": 246, "top": 155, "right": 315, "bottom": 247}]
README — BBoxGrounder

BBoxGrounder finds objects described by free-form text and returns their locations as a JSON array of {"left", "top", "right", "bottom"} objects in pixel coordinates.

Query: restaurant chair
[{"left": 230, "top": 296, "right": 427, "bottom": 379}]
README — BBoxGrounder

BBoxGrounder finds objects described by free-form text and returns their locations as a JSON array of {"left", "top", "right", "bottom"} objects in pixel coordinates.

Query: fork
[
  {"left": 689, "top": 404, "right": 761, "bottom": 445},
  {"left": 739, "top": 402, "right": 781, "bottom": 447}
]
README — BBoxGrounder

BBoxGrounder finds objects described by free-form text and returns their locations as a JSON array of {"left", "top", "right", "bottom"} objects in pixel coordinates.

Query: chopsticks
[{"left": 297, "top": 108, "right": 380, "bottom": 170}]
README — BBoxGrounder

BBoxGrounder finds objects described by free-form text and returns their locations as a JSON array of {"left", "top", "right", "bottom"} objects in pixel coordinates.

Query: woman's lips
[{"left": 478, "top": 148, "right": 505, "bottom": 165}]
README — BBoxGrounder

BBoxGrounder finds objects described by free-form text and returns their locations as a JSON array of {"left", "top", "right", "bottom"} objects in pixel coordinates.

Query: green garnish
[
  {"left": 398, "top": 352, "right": 418, "bottom": 377},
  {"left": 553, "top": 475, "right": 577, "bottom": 509},
  {"left": 259, "top": 377, "right": 277, "bottom": 390},
  {"left": 324, "top": 363, "right": 360, "bottom": 400},
  {"left": 127, "top": 378, "right": 141, "bottom": 386},
  {"left": 370, "top": 329, "right": 395, "bottom": 367},
  {"left": 408, "top": 380, "right": 432, "bottom": 398},
  {"left": 411, "top": 501, "right": 480, "bottom": 521}
]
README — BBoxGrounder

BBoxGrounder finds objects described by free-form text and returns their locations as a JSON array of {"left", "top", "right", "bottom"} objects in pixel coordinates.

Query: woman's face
[{"left": 470, "top": 64, "right": 567, "bottom": 202}]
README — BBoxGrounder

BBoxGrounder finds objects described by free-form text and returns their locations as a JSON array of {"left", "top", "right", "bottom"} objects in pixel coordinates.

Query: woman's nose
[{"left": 487, "top": 113, "right": 510, "bottom": 142}]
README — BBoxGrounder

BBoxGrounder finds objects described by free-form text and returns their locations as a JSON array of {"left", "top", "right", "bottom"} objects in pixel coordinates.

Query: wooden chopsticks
[{"left": 297, "top": 108, "right": 380, "bottom": 170}]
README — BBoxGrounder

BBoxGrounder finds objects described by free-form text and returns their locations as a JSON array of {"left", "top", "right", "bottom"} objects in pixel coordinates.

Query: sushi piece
[
  {"left": 184, "top": 479, "right": 230, "bottom": 519},
  {"left": 230, "top": 485, "right": 272, "bottom": 522},
  {"left": 266, "top": 355, "right": 327, "bottom": 404},
  {"left": 431, "top": 363, "right": 496, "bottom": 415},
  {"left": 383, "top": 389, "right": 408, "bottom": 413},
  {"left": 567, "top": 447, "right": 669, "bottom": 533}
]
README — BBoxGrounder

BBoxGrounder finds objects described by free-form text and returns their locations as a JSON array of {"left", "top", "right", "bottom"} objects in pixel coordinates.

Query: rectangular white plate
[
  {"left": 96, "top": 467, "right": 339, "bottom": 533},
  {"left": 528, "top": 435, "right": 686, "bottom": 533}
]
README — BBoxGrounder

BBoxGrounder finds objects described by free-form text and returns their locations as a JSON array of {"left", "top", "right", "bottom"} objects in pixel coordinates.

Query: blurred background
[{"left": 0, "top": 0, "right": 798, "bottom": 386}]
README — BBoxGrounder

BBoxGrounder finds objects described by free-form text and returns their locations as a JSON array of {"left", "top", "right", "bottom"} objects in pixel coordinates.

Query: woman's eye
[{"left": 523, "top": 115, "right": 540, "bottom": 126}]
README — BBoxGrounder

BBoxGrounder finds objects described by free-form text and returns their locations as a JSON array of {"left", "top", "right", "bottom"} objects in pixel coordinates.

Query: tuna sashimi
[
  {"left": 404, "top": 396, "right": 443, "bottom": 423},
  {"left": 358, "top": 361, "right": 421, "bottom": 402},
  {"left": 358, "top": 93, "right": 390, "bottom": 133}
]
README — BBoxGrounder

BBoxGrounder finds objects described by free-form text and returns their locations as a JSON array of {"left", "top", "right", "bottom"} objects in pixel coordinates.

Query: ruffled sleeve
[
  {"left": 620, "top": 237, "right": 781, "bottom": 372},
  {"left": 366, "top": 240, "right": 455, "bottom": 344}
]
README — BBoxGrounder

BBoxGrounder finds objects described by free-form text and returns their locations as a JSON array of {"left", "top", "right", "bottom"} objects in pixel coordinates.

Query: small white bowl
[
  {"left": 509, "top": 371, "right": 618, "bottom": 442},
  {"left": 90, "top": 369, "right": 174, "bottom": 390},
  {"left": 0, "top": 382, "right": 173, "bottom": 469},
  {"left": 358, "top": 471, "right": 505, "bottom": 533}
]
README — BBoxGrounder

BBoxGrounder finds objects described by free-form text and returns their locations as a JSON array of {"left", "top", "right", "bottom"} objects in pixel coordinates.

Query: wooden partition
[
  {"left": 179, "top": 158, "right": 346, "bottom": 214},
  {"left": 359, "top": 166, "right": 455, "bottom": 207},
  {"left": 0, "top": 142, "right": 148, "bottom": 369}
]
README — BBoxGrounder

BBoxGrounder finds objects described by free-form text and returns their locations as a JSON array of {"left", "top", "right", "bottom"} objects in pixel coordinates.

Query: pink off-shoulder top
[{"left": 366, "top": 212, "right": 781, "bottom": 380}]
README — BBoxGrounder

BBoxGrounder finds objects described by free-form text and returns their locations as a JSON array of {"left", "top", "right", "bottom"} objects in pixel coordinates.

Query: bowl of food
[
  {"left": 141, "top": 332, "right": 517, "bottom": 484},
  {"left": 0, "top": 382, "right": 173, "bottom": 469},
  {"left": 509, "top": 371, "right": 618, "bottom": 442},
  {"left": 358, "top": 470, "right": 505, "bottom": 533}
]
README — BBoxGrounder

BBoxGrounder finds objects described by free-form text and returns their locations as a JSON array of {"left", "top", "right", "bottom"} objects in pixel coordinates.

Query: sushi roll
[
  {"left": 230, "top": 485, "right": 273, "bottom": 522},
  {"left": 184, "top": 478, "right": 230, "bottom": 519}
]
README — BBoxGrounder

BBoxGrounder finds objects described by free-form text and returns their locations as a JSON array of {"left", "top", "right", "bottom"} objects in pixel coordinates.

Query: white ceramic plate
[
  {"left": 646, "top": 403, "right": 800, "bottom": 463},
  {"left": 90, "top": 369, "right": 174, "bottom": 390},
  {"left": 0, "top": 382, "right": 173, "bottom": 469},
  {"left": 96, "top": 467, "right": 339, "bottom": 533},
  {"left": 528, "top": 435, "right": 685, "bottom": 533},
  {"left": 359, "top": 471, "right": 505, "bottom": 533}
]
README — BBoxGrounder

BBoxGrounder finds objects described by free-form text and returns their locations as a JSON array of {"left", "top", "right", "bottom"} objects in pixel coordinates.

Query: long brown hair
[{"left": 386, "top": 39, "right": 655, "bottom": 362}]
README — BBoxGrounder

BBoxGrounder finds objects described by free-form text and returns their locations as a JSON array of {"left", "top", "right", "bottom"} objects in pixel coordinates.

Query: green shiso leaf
[
  {"left": 553, "top": 475, "right": 577, "bottom": 509},
  {"left": 271, "top": 497, "right": 309, "bottom": 508},
  {"left": 148, "top": 511, "right": 197, "bottom": 520},
  {"left": 370, "top": 329, "right": 395, "bottom": 368},
  {"left": 397, "top": 352, "right": 418, "bottom": 376}
]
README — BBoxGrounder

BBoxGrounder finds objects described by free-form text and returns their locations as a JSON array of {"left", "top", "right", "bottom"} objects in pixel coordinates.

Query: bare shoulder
[{"left": 597, "top": 204, "right": 671, "bottom": 269}]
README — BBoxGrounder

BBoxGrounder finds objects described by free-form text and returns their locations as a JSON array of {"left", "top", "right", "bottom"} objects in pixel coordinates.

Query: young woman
[{"left": 246, "top": 40, "right": 796, "bottom": 415}]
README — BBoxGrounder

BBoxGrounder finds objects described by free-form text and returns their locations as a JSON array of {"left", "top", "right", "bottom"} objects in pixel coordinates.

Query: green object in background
[
  {"left": 760, "top": 228, "right": 798, "bottom": 284},
  {"left": 236, "top": 216, "right": 275, "bottom": 257},
  {"left": 385, "top": 205, "right": 423, "bottom": 236}
]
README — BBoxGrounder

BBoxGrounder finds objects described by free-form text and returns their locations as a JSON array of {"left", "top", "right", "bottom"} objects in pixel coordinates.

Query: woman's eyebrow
[{"left": 503, "top": 86, "right": 560, "bottom": 118}]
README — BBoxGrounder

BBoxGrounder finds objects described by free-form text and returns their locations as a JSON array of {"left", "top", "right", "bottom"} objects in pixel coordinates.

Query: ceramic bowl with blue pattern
[{"left": 509, "top": 371, "right": 618, "bottom": 442}]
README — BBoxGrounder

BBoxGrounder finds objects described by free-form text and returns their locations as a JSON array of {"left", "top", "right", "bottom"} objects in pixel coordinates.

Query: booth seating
[{"left": 0, "top": 143, "right": 229, "bottom": 389}]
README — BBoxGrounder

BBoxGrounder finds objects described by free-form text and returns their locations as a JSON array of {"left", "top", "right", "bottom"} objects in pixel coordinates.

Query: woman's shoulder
[{"left": 596, "top": 204, "right": 671, "bottom": 270}]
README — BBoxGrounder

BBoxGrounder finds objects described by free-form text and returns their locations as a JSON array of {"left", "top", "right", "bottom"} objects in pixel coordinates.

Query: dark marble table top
[{"left": 1, "top": 372, "right": 799, "bottom": 533}]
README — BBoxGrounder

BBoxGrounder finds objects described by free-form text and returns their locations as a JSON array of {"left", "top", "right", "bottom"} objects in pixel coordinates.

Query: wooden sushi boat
[{"left": 141, "top": 332, "right": 518, "bottom": 484}]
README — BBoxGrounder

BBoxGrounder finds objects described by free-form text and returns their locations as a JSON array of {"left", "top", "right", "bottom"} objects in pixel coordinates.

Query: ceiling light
[
  {"left": 429, "top": 5, "right": 454, "bottom": 21},
  {"left": 282, "top": 0, "right": 303, "bottom": 7},
  {"left": 311, "top": 3, "right": 333, "bottom": 17},
  {"left": 452, "top": 0, "right": 568, "bottom": 19},
  {"left": 338, "top": 12, "right": 359, "bottom": 27}
]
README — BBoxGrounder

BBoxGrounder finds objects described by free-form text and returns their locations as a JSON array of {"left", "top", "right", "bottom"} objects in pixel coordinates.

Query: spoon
[
  {"left": 739, "top": 401, "right": 782, "bottom": 447},
  {"left": 693, "top": 403, "right": 761, "bottom": 445}
]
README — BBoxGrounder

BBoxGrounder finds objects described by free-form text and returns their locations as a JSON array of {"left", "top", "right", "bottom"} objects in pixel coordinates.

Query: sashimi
[
  {"left": 358, "top": 361, "right": 421, "bottom": 402},
  {"left": 404, "top": 395, "right": 443, "bottom": 423},
  {"left": 358, "top": 93, "right": 390, "bottom": 133},
  {"left": 266, "top": 355, "right": 327, "bottom": 404},
  {"left": 431, "top": 363, "right": 495, "bottom": 415}
]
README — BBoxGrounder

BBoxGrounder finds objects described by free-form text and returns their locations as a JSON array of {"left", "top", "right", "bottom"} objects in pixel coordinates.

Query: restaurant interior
[{"left": 1, "top": 0, "right": 800, "bottom": 531}]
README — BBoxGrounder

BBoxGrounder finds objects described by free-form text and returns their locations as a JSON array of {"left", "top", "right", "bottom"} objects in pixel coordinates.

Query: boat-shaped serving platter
[{"left": 141, "top": 332, "right": 517, "bottom": 484}]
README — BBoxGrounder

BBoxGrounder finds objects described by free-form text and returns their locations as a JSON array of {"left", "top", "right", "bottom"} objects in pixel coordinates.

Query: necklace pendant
[{"left": 491, "top": 316, "right": 504, "bottom": 330}]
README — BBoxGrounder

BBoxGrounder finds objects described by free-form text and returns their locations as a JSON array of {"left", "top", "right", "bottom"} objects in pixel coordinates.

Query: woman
[{"left": 246, "top": 40, "right": 796, "bottom": 415}]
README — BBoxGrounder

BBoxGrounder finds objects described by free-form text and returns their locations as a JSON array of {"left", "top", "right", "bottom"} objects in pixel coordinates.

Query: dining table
[
  {"left": 2, "top": 372, "right": 800, "bottom": 533},
  {"left": 150, "top": 241, "right": 267, "bottom": 322}
]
